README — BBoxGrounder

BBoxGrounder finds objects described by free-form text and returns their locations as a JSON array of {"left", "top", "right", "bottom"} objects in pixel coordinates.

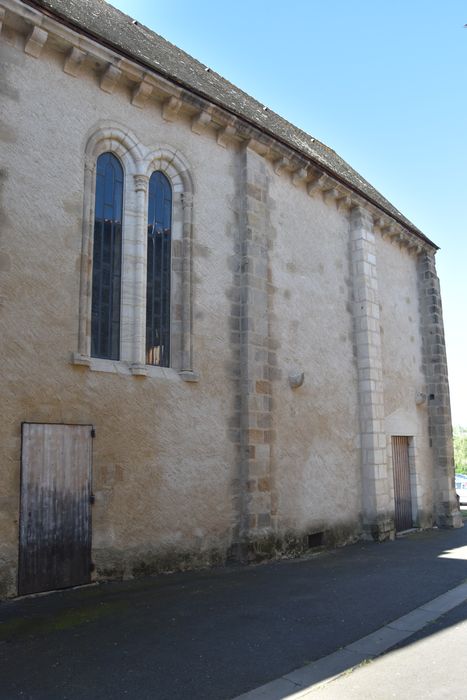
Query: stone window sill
[{"left": 71, "top": 353, "right": 199, "bottom": 382}]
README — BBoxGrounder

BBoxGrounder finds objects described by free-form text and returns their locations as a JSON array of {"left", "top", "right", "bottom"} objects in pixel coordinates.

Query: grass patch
[{"left": 0, "top": 599, "right": 128, "bottom": 641}]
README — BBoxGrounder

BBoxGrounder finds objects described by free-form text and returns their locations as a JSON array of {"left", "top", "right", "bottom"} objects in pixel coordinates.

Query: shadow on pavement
[{"left": 0, "top": 525, "right": 466, "bottom": 700}]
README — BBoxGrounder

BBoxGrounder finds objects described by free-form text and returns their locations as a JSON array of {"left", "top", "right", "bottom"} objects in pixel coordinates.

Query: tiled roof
[{"left": 28, "top": 0, "right": 434, "bottom": 246}]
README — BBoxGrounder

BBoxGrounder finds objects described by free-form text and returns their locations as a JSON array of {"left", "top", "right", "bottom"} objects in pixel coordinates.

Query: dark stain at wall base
[
  {"left": 229, "top": 521, "right": 362, "bottom": 564},
  {"left": 92, "top": 522, "right": 363, "bottom": 588},
  {"left": 94, "top": 546, "right": 227, "bottom": 583}
]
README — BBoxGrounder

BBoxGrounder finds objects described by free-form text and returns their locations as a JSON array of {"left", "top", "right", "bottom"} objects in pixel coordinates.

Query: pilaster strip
[
  {"left": 236, "top": 146, "right": 274, "bottom": 547},
  {"left": 417, "top": 252, "right": 462, "bottom": 528},
  {"left": 350, "top": 206, "right": 393, "bottom": 540}
]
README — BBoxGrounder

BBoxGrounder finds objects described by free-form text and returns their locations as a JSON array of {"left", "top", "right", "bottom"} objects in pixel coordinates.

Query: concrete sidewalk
[
  {"left": 236, "top": 583, "right": 467, "bottom": 698},
  {"left": 0, "top": 524, "right": 466, "bottom": 699},
  {"left": 284, "top": 598, "right": 467, "bottom": 700},
  {"left": 311, "top": 600, "right": 467, "bottom": 699}
]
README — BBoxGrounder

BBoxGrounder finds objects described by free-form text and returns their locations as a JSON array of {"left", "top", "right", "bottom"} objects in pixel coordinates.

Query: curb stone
[{"left": 235, "top": 581, "right": 467, "bottom": 699}]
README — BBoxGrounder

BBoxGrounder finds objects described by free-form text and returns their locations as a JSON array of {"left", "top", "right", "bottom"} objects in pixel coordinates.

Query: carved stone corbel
[
  {"left": 64, "top": 46, "right": 87, "bottom": 76},
  {"left": 247, "top": 138, "right": 270, "bottom": 157},
  {"left": 100, "top": 63, "right": 122, "bottom": 93},
  {"left": 379, "top": 224, "right": 389, "bottom": 239},
  {"left": 217, "top": 123, "right": 236, "bottom": 148},
  {"left": 381, "top": 222, "right": 398, "bottom": 241},
  {"left": 408, "top": 242, "right": 422, "bottom": 256},
  {"left": 336, "top": 192, "right": 352, "bottom": 210},
  {"left": 131, "top": 78, "right": 153, "bottom": 108},
  {"left": 322, "top": 186, "right": 339, "bottom": 204},
  {"left": 307, "top": 173, "right": 327, "bottom": 196},
  {"left": 273, "top": 157, "right": 289, "bottom": 175},
  {"left": 373, "top": 215, "right": 384, "bottom": 230},
  {"left": 24, "top": 26, "right": 48, "bottom": 58},
  {"left": 292, "top": 167, "right": 308, "bottom": 187},
  {"left": 162, "top": 96, "right": 183, "bottom": 122},
  {"left": 191, "top": 110, "right": 211, "bottom": 134},
  {"left": 393, "top": 230, "right": 406, "bottom": 248}
]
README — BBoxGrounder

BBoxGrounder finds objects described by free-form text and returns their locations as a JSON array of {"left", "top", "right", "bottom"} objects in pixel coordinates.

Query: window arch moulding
[{"left": 72, "top": 123, "right": 197, "bottom": 382}]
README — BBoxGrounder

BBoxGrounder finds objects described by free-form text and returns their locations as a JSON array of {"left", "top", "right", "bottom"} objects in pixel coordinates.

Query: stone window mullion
[
  {"left": 77, "top": 156, "right": 97, "bottom": 361},
  {"left": 128, "top": 174, "right": 149, "bottom": 374},
  {"left": 180, "top": 191, "right": 193, "bottom": 372}
]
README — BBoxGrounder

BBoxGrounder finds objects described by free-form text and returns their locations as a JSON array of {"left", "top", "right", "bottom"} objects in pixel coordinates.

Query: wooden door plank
[
  {"left": 18, "top": 423, "right": 92, "bottom": 596},
  {"left": 392, "top": 436, "right": 412, "bottom": 531}
]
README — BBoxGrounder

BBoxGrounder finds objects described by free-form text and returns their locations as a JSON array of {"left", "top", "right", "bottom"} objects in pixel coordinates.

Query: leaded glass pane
[
  {"left": 146, "top": 171, "right": 172, "bottom": 367},
  {"left": 91, "top": 153, "right": 123, "bottom": 360}
]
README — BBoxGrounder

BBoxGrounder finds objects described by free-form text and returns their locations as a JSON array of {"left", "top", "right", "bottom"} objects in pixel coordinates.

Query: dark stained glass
[
  {"left": 146, "top": 171, "right": 172, "bottom": 367},
  {"left": 91, "top": 153, "right": 123, "bottom": 360}
]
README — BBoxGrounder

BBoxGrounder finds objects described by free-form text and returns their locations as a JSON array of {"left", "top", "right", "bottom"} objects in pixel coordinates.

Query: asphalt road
[{"left": 0, "top": 525, "right": 466, "bottom": 699}]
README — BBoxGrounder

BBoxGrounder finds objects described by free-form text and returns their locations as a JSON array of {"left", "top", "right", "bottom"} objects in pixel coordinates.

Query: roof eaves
[{"left": 23, "top": 0, "right": 438, "bottom": 250}]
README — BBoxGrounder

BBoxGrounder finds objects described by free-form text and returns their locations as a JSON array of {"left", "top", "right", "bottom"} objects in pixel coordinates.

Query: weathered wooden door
[
  {"left": 19, "top": 423, "right": 93, "bottom": 596},
  {"left": 392, "top": 436, "right": 413, "bottom": 532}
]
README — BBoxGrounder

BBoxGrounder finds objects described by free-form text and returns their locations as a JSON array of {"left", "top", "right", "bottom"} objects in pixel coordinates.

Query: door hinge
[{"left": 91, "top": 428, "right": 96, "bottom": 438}]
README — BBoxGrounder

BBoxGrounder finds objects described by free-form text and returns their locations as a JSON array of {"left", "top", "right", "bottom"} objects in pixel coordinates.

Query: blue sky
[{"left": 112, "top": 0, "right": 467, "bottom": 424}]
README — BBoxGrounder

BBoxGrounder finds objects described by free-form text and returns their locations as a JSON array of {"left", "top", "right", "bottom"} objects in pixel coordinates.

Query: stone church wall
[{"left": 0, "top": 0, "right": 460, "bottom": 598}]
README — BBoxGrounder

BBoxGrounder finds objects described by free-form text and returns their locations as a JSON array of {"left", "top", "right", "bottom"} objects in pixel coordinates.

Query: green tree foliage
[{"left": 453, "top": 426, "right": 467, "bottom": 474}]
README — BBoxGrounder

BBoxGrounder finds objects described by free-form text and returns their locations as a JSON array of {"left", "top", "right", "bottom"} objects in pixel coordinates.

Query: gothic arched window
[
  {"left": 91, "top": 152, "right": 123, "bottom": 360},
  {"left": 146, "top": 171, "right": 172, "bottom": 367}
]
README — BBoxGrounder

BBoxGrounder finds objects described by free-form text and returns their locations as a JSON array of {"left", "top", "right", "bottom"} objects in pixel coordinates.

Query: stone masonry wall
[
  {"left": 0, "top": 0, "right": 461, "bottom": 598},
  {"left": 267, "top": 164, "right": 362, "bottom": 545},
  {"left": 376, "top": 232, "right": 433, "bottom": 529},
  {"left": 417, "top": 252, "right": 462, "bottom": 528}
]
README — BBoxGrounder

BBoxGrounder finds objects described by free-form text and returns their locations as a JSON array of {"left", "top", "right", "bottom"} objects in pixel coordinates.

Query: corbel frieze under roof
[{"left": 0, "top": 0, "right": 436, "bottom": 256}]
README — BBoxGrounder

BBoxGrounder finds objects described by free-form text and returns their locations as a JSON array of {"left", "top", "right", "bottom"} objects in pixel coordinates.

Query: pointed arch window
[
  {"left": 91, "top": 152, "right": 123, "bottom": 360},
  {"left": 146, "top": 171, "right": 172, "bottom": 367}
]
